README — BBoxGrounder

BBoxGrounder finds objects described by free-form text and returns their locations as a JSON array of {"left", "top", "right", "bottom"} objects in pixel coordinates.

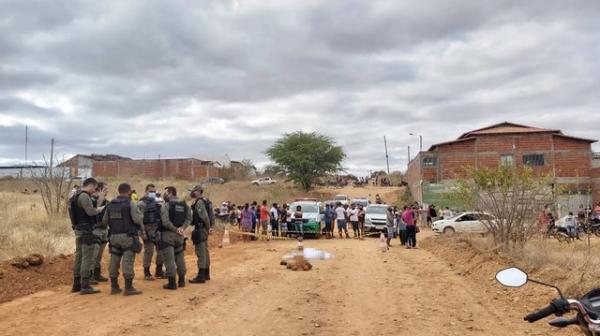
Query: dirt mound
[
  {"left": 420, "top": 234, "right": 573, "bottom": 335},
  {"left": 0, "top": 234, "right": 225, "bottom": 304},
  {"left": 0, "top": 254, "right": 73, "bottom": 303}
]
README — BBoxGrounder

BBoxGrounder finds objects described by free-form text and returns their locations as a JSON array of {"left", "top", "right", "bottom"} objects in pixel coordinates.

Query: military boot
[
  {"left": 178, "top": 274, "right": 186, "bottom": 288},
  {"left": 80, "top": 278, "right": 100, "bottom": 295},
  {"left": 205, "top": 267, "right": 210, "bottom": 281},
  {"left": 93, "top": 267, "right": 108, "bottom": 282},
  {"left": 88, "top": 270, "right": 98, "bottom": 285},
  {"left": 189, "top": 270, "right": 205, "bottom": 284},
  {"left": 123, "top": 278, "right": 142, "bottom": 296},
  {"left": 110, "top": 277, "right": 122, "bottom": 295},
  {"left": 163, "top": 276, "right": 177, "bottom": 290},
  {"left": 155, "top": 264, "right": 166, "bottom": 279},
  {"left": 143, "top": 267, "right": 154, "bottom": 281},
  {"left": 71, "top": 276, "right": 81, "bottom": 293}
]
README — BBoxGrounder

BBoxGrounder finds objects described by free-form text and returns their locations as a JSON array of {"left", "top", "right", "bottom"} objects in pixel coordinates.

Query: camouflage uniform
[
  {"left": 91, "top": 195, "right": 108, "bottom": 281},
  {"left": 137, "top": 197, "right": 164, "bottom": 279},
  {"left": 158, "top": 197, "right": 191, "bottom": 289},
  {"left": 70, "top": 191, "right": 103, "bottom": 294},
  {"left": 189, "top": 197, "right": 212, "bottom": 283},
  {"left": 102, "top": 196, "right": 144, "bottom": 295}
]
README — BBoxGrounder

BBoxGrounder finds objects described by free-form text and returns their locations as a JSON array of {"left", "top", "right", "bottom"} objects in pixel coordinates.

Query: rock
[
  {"left": 0, "top": 269, "right": 3, "bottom": 279},
  {"left": 26, "top": 254, "right": 44, "bottom": 266},
  {"left": 10, "top": 257, "right": 29, "bottom": 269}
]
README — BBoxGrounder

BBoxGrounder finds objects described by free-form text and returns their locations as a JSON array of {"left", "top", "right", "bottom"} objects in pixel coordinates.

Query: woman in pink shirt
[{"left": 402, "top": 207, "right": 417, "bottom": 249}]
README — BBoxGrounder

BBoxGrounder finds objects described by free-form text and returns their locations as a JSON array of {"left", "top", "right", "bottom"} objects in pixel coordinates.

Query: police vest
[
  {"left": 106, "top": 197, "right": 135, "bottom": 235},
  {"left": 191, "top": 198, "right": 211, "bottom": 227},
  {"left": 69, "top": 191, "right": 96, "bottom": 231},
  {"left": 168, "top": 201, "right": 188, "bottom": 228},
  {"left": 141, "top": 197, "right": 161, "bottom": 225}
]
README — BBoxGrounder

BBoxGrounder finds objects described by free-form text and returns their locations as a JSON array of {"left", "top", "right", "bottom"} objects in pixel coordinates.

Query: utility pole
[
  {"left": 410, "top": 133, "right": 423, "bottom": 153},
  {"left": 407, "top": 145, "right": 411, "bottom": 167},
  {"left": 25, "top": 125, "right": 28, "bottom": 164},
  {"left": 384, "top": 136, "right": 390, "bottom": 175},
  {"left": 49, "top": 138, "right": 55, "bottom": 177}
]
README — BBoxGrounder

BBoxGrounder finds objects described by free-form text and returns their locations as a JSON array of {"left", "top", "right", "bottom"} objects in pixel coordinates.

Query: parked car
[
  {"left": 364, "top": 204, "right": 395, "bottom": 237},
  {"left": 288, "top": 200, "right": 324, "bottom": 238},
  {"left": 205, "top": 177, "right": 225, "bottom": 185},
  {"left": 334, "top": 194, "right": 349, "bottom": 205},
  {"left": 350, "top": 197, "right": 369, "bottom": 208},
  {"left": 432, "top": 212, "right": 494, "bottom": 234},
  {"left": 251, "top": 177, "right": 277, "bottom": 186}
]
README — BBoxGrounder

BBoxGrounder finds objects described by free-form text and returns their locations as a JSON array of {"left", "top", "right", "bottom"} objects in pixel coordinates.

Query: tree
[
  {"left": 266, "top": 132, "right": 345, "bottom": 191},
  {"left": 449, "top": 165, "right": 555, "bottom": 250},
  {"left": 31, "top": 156, "right": 74, "bottom": 217}
]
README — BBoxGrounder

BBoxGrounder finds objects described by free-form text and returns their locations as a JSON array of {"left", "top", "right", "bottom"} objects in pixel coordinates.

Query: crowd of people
[
  {"left": 212, "top": 197, "right": 426, "bottom": 250},
  {"left": 538, "top": 202, "right": 600, "bottom": 238},
  {"left": 68, "top": 178, "right": 214, "bottom": 296}
]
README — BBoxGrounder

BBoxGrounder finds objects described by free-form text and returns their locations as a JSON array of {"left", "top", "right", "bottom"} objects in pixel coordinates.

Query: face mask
[{"left": 148, "top": 192, "right": 157, "bottom": 199}]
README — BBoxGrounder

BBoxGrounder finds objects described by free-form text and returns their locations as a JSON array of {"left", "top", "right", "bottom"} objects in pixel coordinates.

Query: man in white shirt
[
  {"left": 349, "top": 204, "right": 359, "bottom": 238},
  {"left": 270, "top": 203, "right": 279, "bottom": 237},
  {"left": 442, "top": 207, "right": 453, "bottom": 220},
  {"left": 563, "top": 212, "right": 578, "bottom": 238},
  {"left": 335, "top": 203, "right": 349, "bottom": 239}
]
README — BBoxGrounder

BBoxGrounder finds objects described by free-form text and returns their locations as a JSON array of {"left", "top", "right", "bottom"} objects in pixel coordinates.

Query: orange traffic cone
[{"left": 379, "top": 232, "right": 387, "bottom": 252}]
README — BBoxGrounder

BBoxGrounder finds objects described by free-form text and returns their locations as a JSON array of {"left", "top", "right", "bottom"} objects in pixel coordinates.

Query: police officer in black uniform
[
  {"left": 68, "top": 177, "right": 104, "bottom": 295},
  {"left": 158, "top": 186, "right": 191, "bottom": 290},
  {"left": 138, "top": 183, "right": 165, "bottom": 280},
  {"left": 102, "top": 183, "right": 144, "bottom": 296}
]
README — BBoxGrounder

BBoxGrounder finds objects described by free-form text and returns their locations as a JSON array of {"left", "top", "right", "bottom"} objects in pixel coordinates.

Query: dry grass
[
  {"left": 0, "top": 192, "right": 73, "bottom": 261},
  {"left": 447, "top": 233, "right": 600, "bottom": 297}
]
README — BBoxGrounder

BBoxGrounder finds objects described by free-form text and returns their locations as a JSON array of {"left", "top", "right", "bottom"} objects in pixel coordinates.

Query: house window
[
  {"left": 422, "top": 156, "right": 437, "bottom": 167},
  {"left": 523, "top": 154, "right": 544, "bottom": 166},
  {"left": 500, "top": 155, "right": 514, "bottom": 167}
]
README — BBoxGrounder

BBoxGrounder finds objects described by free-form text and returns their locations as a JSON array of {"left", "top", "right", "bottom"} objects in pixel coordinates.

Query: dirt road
[{"left": 0, "top": 230, "right": 546, "bottom": 336}]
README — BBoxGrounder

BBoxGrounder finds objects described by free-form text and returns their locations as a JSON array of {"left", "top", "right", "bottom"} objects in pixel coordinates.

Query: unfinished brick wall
[
  {"left": 405, "top": 131, "right": 597, "bottom": 204},
  {"left": 92, "top": 159, "right": 220, "bottom": 180}
]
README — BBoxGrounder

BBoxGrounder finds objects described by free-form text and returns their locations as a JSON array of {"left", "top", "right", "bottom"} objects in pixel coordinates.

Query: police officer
[
  {"left": 137, "top": 183, "right": 165, "bottom": 281},
  {"left": 68, "top": 177, "right": 104, "bottom": 295},
  {"left": 159, "top": 186, "right": 191, "bottom": 290},
  {"left": 189, "top": 185, "right": 213, "bottom": 284},
  {"left": 90, "top": 182, "right": 109, "bottom": 283},
  {"left": 102, "top": 183, "right": 144, "bottom": 296}
]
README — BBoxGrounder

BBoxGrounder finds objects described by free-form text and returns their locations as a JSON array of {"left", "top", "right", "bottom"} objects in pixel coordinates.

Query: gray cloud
[{"left": 0, "top": 0, "right": 599, "bottom": 174}]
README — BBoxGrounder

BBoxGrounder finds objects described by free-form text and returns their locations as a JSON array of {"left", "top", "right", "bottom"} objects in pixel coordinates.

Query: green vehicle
[{"left": 289, "top": 200, "right": 324, "bottom": 238}]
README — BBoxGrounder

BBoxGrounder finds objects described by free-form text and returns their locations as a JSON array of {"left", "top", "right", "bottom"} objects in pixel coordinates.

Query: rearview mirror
[{"left": 495, "top": 267, "right": 528, "bottom": 288}]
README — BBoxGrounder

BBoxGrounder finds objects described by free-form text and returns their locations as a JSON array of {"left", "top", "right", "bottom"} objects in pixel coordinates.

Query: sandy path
[{"left": 0, "top": 231, "right": 546, "bottom": 336}]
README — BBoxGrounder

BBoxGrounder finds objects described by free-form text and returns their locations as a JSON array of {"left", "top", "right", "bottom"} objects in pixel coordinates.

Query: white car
[
  {"left": 364, "top": 204, "right": 395, "bottom": 236},
  {"left": 334, "top": 194, "right": 349, "bottom": 205},
  {"left": 251, "top": 177, "right": 277, "bottom": 186},
  {"left": 432, "top": 212, "right": 494, "bottom": 234}
]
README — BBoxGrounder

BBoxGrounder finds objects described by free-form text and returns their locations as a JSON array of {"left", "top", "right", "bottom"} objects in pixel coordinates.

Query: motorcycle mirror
[{"left": 495, "top": 267, "right": 528, "bottom": 288}]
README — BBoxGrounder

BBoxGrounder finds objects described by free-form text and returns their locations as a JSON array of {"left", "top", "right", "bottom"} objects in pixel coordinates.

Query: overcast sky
[{"left": 1, "top": 0, "right": 599, "bottom": 174}]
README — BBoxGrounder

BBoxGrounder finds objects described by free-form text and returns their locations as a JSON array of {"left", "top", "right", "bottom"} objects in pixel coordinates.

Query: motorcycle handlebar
[{"left": 524, "top": 304, "right": 558, "bottom": 323}]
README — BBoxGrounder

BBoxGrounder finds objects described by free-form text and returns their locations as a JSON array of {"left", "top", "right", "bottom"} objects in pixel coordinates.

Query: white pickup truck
[{"left": 251, "top": 177, "right": 278, "bottom": 186}]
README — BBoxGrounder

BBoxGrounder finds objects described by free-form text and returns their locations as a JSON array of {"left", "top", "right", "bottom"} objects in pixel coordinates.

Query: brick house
[
  {"left": 61, "top": 154, "right": 221, "bottom": 180},
  {"left": 405, "top": 122, "right": 599, "bottom": 212}
]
